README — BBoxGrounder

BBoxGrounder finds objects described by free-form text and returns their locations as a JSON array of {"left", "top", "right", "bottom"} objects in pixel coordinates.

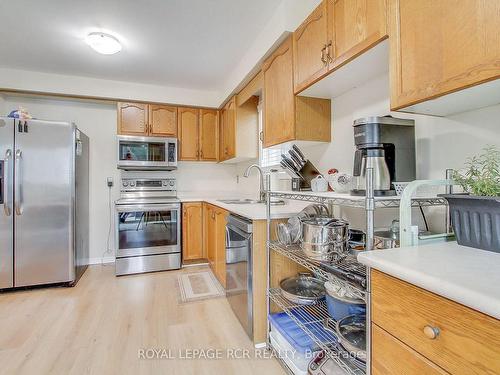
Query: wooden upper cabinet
[
  {"left": 178, "top": 107, "right": 200, "bottom": 161},
  {"left": 149, "top": 105, "right": 177, "bottom": 137},
  {"left": 263, "top": 36, "right": 331, "bottom": 148},
  {"left": 199, "top": 109, "right": 219, "bottom": 161},
  {"left": 389, "top": 0, "right": 500, "bottom": 110},
  {"left": 293, "top": 1, "right": 329, "bottom": 93},
  {"left": 263, "top": 36, "right": 296, "bottom": 147},
  {"left": 118, "top": 102, "right": 179, "bottom": 137},
  {"left": 182, "top": 202, "right": 204, "bottom": 261},
  {"left": 117, "top": 102, "right": 148, "bottom": 135},
  {"left": 219, "top": 96, "right": 236, "bottom": 161},
  {"left": 329, "top": 0, "right": 388, "bottom": 69}
]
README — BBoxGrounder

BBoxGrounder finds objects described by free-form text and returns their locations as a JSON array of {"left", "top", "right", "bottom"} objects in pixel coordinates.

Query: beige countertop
[{"left": 177, "top": 191, "right": 309, "bottom": 220}]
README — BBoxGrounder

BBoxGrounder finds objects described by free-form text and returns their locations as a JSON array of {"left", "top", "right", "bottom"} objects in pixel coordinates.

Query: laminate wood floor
[{"left": 0, "top": 265, "right": 284, "bottom": 375}]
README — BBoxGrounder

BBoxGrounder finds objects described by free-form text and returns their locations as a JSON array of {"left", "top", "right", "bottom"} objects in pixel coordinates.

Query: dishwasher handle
[{"left": 226, "top": 223, "right": 252, "bottom": 240}]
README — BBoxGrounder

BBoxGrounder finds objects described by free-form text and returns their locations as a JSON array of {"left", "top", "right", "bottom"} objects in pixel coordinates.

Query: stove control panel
[{"left": 121, "top": 178, "right": 176, "bottom": 192}]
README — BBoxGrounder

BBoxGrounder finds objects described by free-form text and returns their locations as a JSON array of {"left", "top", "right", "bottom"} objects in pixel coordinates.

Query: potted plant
[{"left": 442, "top": 145, "right": 500, "bottom": 252}]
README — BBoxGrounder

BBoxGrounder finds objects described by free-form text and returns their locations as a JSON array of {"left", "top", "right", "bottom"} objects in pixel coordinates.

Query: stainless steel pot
[
  {"left": 301, "top": 217, "right": 349, "bottom": 244},
  {"left": 301, "top": 241, "right": 347, "bottom": 261}
]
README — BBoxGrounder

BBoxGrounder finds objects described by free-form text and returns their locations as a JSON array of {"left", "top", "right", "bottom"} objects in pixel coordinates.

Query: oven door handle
[{"left": 116, "top": 204, "right": 180, "bottom": 212}]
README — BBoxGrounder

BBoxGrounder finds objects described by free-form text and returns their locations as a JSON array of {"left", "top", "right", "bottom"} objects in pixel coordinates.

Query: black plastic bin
[{"left": 441, "top": 194, "right": 500, "bottom": 252}]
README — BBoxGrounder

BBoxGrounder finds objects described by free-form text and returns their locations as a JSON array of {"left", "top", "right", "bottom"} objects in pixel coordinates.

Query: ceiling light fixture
[{"left": 85, "top": 32, "right": 122, "bottom": 55}]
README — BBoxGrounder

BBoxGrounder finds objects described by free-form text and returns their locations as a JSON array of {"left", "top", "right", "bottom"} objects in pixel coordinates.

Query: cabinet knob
[{"left": 423, "top": 325, "right": 440, "bottom": 340}]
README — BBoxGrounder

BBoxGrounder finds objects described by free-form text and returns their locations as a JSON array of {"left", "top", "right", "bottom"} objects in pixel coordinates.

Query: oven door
[
  {"left": 116, "top": 203, "right": 180, "bottom": 257},
  {"left": 117, "top": 135, "right": 177, "bottom": 170}
]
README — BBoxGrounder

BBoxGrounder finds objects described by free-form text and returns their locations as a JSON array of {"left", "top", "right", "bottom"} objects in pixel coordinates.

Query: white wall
[
  {"left": 2, "top": 95, "right": 238, "bottom": 264},
  {"left": 0, "top": 67, "right": 220, "bottom": 107}
]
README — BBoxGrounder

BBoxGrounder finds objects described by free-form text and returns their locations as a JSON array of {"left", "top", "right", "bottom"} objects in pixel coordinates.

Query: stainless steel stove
[{"left": 115, "top": 178, "right": 181, "bottom": 275}]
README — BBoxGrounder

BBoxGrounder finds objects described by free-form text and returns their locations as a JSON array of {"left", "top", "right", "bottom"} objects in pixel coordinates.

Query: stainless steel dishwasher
[{"left": 225, "top": 214, "right": 253, "bottom": 338}]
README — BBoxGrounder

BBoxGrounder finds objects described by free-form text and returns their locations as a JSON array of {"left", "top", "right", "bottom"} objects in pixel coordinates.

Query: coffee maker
[{"left": 351, "top": 116, "right": 416, "bottom": 196}]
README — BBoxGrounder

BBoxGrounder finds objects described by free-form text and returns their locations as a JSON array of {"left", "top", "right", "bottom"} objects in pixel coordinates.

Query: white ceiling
[{"left": 0, "top": 0, "right": 282, "bottom": 91}]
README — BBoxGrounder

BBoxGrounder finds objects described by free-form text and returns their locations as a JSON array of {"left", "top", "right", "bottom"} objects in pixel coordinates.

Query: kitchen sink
[{"left": 217, "top": 199, "right": 262, "bottom": 204}]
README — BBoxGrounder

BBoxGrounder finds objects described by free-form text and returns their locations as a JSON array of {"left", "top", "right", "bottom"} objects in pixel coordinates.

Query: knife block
[{"left": 291, "top": 160, "right": 321, "bottom": 191}]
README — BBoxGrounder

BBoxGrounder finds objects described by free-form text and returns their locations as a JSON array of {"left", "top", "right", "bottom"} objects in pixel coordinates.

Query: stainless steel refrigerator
[{"left": 0, "top": 117, "right": 89, "bottom": 289}]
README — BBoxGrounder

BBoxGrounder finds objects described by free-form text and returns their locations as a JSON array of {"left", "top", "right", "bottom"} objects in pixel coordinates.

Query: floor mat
[{"left": 177, "top": 269, "right": 225, "bottom": 303}]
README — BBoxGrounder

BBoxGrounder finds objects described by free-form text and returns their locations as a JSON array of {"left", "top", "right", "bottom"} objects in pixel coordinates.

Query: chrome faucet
[{"left": 243, "top": 164, "right": 266, "bottom": 203}]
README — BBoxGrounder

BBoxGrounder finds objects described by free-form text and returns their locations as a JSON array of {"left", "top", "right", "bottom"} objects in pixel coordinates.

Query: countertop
[
  {"left": 358, "top": 241, "right": 500, "bottom": 319},
  {"left": 177, "top": 191, "right": 309, "bottom": 220}
]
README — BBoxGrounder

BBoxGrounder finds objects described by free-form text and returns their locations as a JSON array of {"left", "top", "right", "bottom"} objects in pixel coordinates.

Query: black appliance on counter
[{"left": 351, "top": 116, "right": 416, "bottom": 196}]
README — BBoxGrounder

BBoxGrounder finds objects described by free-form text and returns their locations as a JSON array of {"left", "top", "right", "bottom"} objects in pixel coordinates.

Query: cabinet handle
[
  {"left": 200, "top": 150, "right": 203, "bottom": 158},
  {"left": 321, "top": 45, "right": 327, "bottom": 64},
  {"left": 423, "top": 325, "right": 440, "bottom": 340},
  {"left": 326, "top": 41, "right": 333, "bottom": 63}
]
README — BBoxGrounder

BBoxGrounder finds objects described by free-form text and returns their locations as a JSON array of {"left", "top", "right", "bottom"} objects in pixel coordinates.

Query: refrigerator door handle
[
  {"left": 14, "top": 149, "right": 23, "bottom": 216},
  {"left": 3, "top": 149, "right": 12, "bottom": 216}
]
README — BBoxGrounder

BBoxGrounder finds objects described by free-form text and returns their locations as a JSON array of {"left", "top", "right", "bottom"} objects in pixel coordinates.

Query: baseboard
[{"left": 87, "top": 256, "right": 115, "bottom": 265}]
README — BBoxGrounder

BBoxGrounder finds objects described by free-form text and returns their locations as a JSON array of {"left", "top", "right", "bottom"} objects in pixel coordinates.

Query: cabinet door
[
  {"left": 293, "top": 1, "right": 329, "bottom": 93},
  {"left": 178, "top": 107, "right": 200, "bottom": 161},
  {"left": 262, "top": 36, "right": 295, "bottom": 148},
  {"left": 214, "top": 207, "right": 227, "bottom": 287},
  {"left": 328, "top": 0, "right": 387, "bottom": 69},
  {"left": 150, "top": 105, "right": 177, "bottom": 137},
  {"left": 205, "top": 205, "right": 215, "bottom": 269},
  {"left": 220, "top": 97, "right": 236, "bottom": 161},
  {"left": 218, "top": 108, "right": 226, "bottom": 161},
  {"left": 182, "top": 202, "right": 204, "bottom": 261},
  {"left": 117, "top": 102, "right": 148, "bottom": 135},
  {"left": 199, "top": 109, "right": 219, "bottom": 161},
  {"left": 372, "top": 324, "right": 448, "bottom": 375},
  {"left": 389, "top": 0, "right": 500, "bottom": 110}
]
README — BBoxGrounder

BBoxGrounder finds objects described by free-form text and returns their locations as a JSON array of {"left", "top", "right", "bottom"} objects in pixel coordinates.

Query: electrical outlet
[{"left": 106, "top": 177, "right": 114, "bottom": 187}]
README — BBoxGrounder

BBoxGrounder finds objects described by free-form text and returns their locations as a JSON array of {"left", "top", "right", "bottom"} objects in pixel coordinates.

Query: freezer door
[
  {"left": 0, "top": 118, "right": 14, "bottom": 288},
  {"left": 14, "top": 119, "right": 75, "bottom": 287}
]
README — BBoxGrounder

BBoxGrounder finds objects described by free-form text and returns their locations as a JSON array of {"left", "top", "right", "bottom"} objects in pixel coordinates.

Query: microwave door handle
[
  {"left": 3, "top": 149, "right": 12, "bottom": 216},
  {"left": 14, "top": 149, "right": 22, "bottom": 215}
]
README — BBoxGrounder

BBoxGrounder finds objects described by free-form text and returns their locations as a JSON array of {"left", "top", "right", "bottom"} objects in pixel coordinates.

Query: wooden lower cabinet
[
  {"left": 372, "top": 324, "right": 448, "bottom": 375},
  {"left": 203, "top": 203, "right": 227, "bottom": 287},
  {"left": 371, "top": 270, "right": 500, "bottom": 375},
  {"left": 182, "top": 202, "right": 204, "bottom": 261}
]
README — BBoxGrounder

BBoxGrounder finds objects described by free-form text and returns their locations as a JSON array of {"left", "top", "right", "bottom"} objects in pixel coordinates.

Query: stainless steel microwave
[{"left": 117, "top": 135, "right": 177, "bottom": 171}]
